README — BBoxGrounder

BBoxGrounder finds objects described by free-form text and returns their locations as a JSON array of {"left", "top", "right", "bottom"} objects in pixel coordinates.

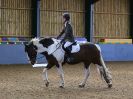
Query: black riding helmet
[{"left": 63, "top": 13, "right": 70, "bottom": 21}]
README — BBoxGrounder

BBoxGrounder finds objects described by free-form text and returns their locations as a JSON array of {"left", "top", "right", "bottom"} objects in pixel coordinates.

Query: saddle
[{"left": 62, "top": 41, "right": 80, "bottom": 54}]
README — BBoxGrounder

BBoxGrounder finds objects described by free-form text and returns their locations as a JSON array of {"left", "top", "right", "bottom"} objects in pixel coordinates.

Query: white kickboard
[{"left": 32, "top": 63, "right": 47, "bottom": 67}]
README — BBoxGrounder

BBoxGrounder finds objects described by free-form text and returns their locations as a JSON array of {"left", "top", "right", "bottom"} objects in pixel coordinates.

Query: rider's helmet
[{"left": 63, "top": 13, "right": 70, "bottom": 21}]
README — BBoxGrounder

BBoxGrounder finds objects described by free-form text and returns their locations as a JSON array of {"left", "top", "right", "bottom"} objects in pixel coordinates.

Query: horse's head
[
  {"left": 24, "top": 39, "right": 38, "bottom": 65},
  {"left": 25, "top": 37, "right": 60, "bottom": 64}
]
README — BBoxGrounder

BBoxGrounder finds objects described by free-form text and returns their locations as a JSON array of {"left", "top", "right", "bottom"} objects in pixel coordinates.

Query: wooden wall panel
[
  {"left": 94, "top": 0, "right": 130, "bottom": 43},
  {"left": 40, "top": 0, "right": 85, "bottom": 37},
  {"left": 0, "top": 0, "right": 32, "bottom": 37}
]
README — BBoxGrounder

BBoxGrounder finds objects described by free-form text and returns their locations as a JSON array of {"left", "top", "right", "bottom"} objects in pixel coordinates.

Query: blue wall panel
[
  {"left": 99, "top": 44, "right": 133, "bottom": 61},
  {"left": 0, "top": 44, "right": 133, "bottom": 64},
  {"left": 0, "top": 44, "right": 46, "bottom": 64}
]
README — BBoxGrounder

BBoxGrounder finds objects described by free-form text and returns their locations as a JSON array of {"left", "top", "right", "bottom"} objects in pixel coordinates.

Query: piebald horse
[{"left": 24, "top": 38, "right": 112, "bottom": 88}]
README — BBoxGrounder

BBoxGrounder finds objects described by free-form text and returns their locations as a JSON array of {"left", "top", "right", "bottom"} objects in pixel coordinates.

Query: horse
[{"left": 24, "top": 37, "right": 112, "bottom": 88}]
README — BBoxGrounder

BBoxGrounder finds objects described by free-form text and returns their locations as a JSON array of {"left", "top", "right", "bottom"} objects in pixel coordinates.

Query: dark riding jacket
[{"left": 57, "top": 21, "right": 75, "bottom": 42}]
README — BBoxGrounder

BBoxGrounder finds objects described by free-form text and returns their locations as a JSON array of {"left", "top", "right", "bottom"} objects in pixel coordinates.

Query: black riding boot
[
  {"left": 65, "top": 46, "right": 75, "bottom": 63},
  {"left": 65, "top": 41, "right": 76, "bottom": 53}
]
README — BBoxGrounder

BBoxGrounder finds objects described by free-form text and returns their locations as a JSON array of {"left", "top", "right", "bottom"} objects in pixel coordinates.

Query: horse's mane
[
  {"left": 30, "top": 37, "right": 55, "bottom": 48},
  {"left": 39, "top": 38, "right": 54, "bottom": 48}
]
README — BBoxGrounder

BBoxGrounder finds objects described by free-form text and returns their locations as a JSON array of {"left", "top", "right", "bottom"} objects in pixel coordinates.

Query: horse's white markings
[
  {"left": 79, "top": 66, "right": 90, "bottom": 86},
  {"left": 31, "top": 38, "right": 39, "bottom": 45},
  {"left": 32, "top": 38, "right": 48, "bottom": 53},
  {"left": 36, "top": 43, "right": 47, "bottom": 53},
  {"left": 52, "top": 48, "right": 65, "bottom": 63},
  {"left": 35, "top": 37, "right": 65, "bottom": 86},
  {"left": 42, "top": 68, "right": 49, "bottom": 84},
  {"left": 31, "top": 38, "right": 65, "bottom": 63},
  {"left": 47, "top": 43, "right": 58, "bottom": 55},
  {"left": 56, "top": 63, "right": 64, "bottom": 87},
  {"left": 47, "top": 39, "right": 65, "bottom": 63}
]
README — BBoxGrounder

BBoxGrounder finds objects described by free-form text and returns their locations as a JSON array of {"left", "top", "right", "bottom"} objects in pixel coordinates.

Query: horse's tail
[
  {"left": 94, "top": 44, "right": 104, "bottom": 78},
  {"left": 100, "top": 53, "right": 112, "bottom": 78},
  {"left": 95, "top": 44, "right": 101, "bottom": 52},
  {"left": 95, "top": 44, "right": 112, "bottom": 85}
]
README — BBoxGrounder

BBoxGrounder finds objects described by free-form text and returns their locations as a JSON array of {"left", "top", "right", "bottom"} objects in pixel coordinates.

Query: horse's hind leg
[
  {"left": 97, "top": 55, "right": 112, "bottom": 88},
  {"left": 79, "top": 63, "right": 91, "bottom": 88}
]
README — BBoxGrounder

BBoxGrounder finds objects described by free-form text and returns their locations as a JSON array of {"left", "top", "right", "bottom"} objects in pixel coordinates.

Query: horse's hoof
[
  {"left": 108, "top": 84, "right": 112, "bottom": 88},
  {"left": 79, "top": 84, "right": 85, "bottom": 88},
  {"left": 59, "top": 86, "right": 64, "bottom": 88},
  {"left": 45, "top": 82, "right": 49, "bottom": 87}
]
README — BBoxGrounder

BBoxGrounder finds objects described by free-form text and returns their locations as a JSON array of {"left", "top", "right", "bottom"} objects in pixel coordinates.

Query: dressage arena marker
[{"left": 32, "top": 64, "right": 47, "bottom": 67}]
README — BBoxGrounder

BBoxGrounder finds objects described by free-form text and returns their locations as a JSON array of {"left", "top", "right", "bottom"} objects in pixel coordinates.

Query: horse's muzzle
[{"left": 30, "top": 59, "right": 37, "bottom": 65}]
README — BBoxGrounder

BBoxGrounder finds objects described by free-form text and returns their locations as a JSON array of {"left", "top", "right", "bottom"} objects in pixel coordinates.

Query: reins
[{"left": 49, "top": 42, "right": 62, "bottom": 55}]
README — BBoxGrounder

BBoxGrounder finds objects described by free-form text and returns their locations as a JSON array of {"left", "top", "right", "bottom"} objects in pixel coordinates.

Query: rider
[{"left": 57, "top": 13, "right": 75, "bottom": 62}]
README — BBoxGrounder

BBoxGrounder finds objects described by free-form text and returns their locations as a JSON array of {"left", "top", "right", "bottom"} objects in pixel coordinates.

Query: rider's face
[{"left": 63, "top": 17, "right": 66, "bottom": 23}]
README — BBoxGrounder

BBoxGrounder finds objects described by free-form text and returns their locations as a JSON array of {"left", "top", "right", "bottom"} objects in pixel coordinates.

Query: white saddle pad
[
  {"left": 64, "top": 41, "right": 80, "bottom": 53},
  {"left": 71, "top": 44, "right": 80, "bottom": 53}
]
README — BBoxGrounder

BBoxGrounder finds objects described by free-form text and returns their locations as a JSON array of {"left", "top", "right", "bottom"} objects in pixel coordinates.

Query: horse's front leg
[
  {"left": 56, "top": 63, "right": 65, "bottom": 88},
  {"left": 42, "top": 68, "right": 49, "bottom": 87}
]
